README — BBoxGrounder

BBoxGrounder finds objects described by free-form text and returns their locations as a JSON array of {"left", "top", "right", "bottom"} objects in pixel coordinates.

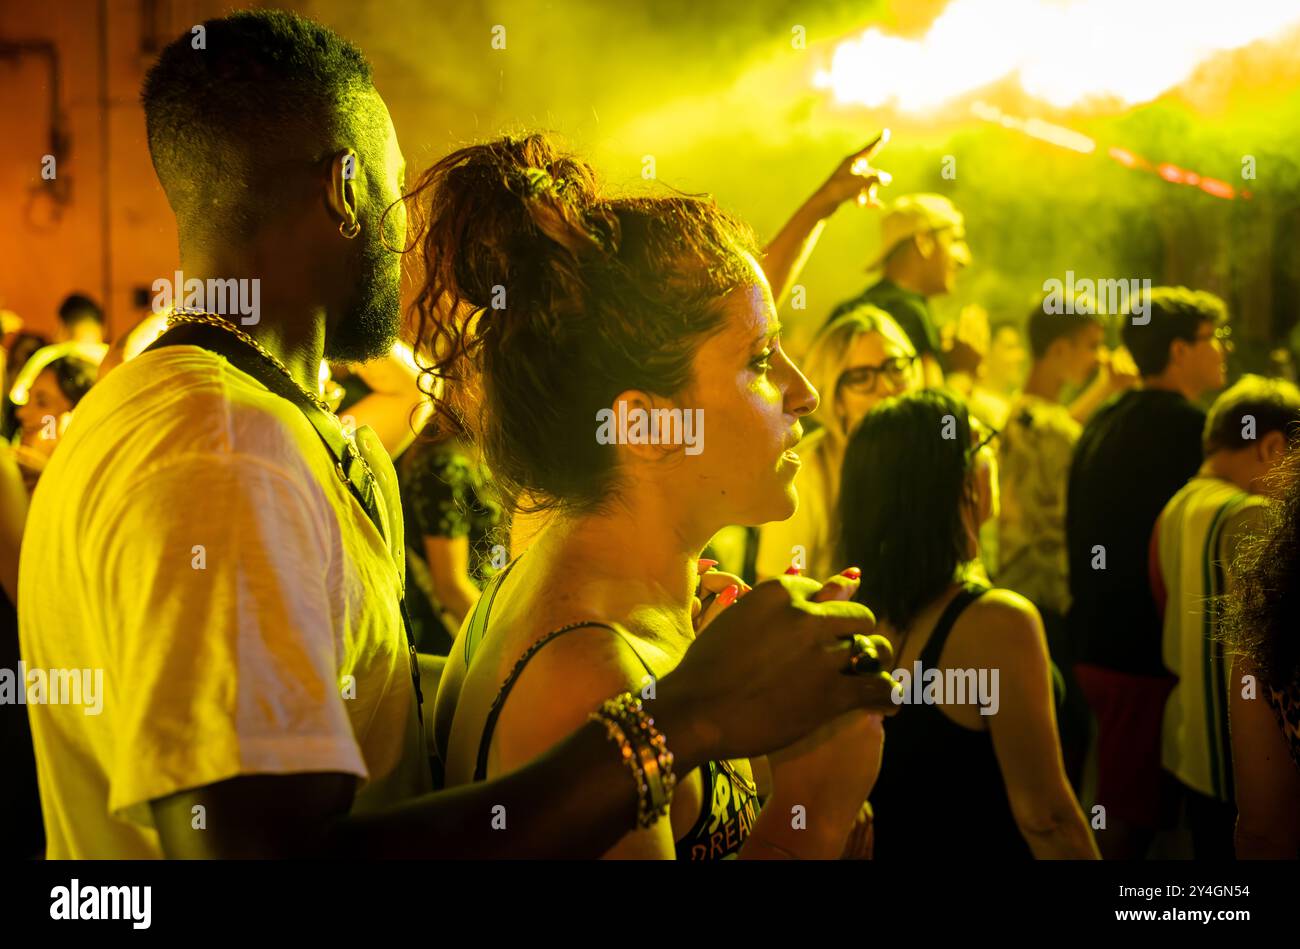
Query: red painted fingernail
[
  {"left": 697, "top": 559, "right": 719, "bottom": 572},
  {"left": 784, "top": 566, "right": 801, "bottom": 576},
  {"left": 841, "top": 567, "right": 862, "bottom": 580},
  {"left": 717, "top": 584, "right": 740, "bottom": 608}
]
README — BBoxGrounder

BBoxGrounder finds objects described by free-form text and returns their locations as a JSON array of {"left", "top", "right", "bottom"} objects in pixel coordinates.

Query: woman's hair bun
[
  {"left": 404, "top": 134, "right": 620, "bottom": 322},
  {"left": 407, "top": 131, "right": 760, "bottom": 516}
]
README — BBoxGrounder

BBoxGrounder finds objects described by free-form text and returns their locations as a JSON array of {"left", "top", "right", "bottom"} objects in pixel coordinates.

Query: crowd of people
[{"left": 3, "top": 9, "right": 1298, "bottom": 861}]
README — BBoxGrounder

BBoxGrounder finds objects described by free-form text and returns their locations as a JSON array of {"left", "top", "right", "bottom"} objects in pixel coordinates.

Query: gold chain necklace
[{"left": 166, "top": 308, "right": 335, "bottom": 415}]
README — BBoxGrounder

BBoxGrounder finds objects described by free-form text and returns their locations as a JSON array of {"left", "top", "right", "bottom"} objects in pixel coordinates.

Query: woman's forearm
[
  {"left": 333, "top": 712, "right": 707, "bottom": 858},
  {"left": 1236, "top": 826, "right": 1300, "bottom": 860},
  {"left": 1019, "top": 801, "right": 1100, "bottom": 859},
  {"left": 433, "top": 575, "right": 480, "bottom": 630},
  {"left": 743, "top": 788, "right": 858, "bottom": 860}
]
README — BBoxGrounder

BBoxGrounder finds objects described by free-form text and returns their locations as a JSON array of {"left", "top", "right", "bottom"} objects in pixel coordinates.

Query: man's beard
[{"left": 326, "top": 220, "right": 401, "bottom": 363}]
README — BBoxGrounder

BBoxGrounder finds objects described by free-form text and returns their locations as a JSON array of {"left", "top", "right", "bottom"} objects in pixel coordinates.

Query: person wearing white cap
[{"left": 826, "top": 193, "right": 971, "bottom": 387}]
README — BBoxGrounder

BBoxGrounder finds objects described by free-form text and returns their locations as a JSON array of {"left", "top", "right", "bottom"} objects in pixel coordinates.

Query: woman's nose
[
  {"left": 780, "top": 351, "right": 819, "bottom": 417},
  {"left": 788, "top": 367, "right": 819, "bottom": 417}
]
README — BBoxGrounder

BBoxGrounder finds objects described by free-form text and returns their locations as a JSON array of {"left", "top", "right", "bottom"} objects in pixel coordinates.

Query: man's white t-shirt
[{"left": 18, "top": 346, "right": 430, "bottom": 858}]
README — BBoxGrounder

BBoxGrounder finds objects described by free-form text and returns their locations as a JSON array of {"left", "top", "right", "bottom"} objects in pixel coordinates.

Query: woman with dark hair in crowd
[
  {"left": 413, "top": 132, "right": 898, "bottom": 859},
  {"left": 839, "top": 389, "right": 1098, "bottom": 859},
  {"left": 2, "top": 351, "right": 98, "bottom": 597},
  {"left": 1, "top": 332, "right": 50, "bottom": 442},
  {"left": 1222, "top": 449, "right": 1300, "bottom": 858},
  {"left": 10, "top": 354, "right": 97, "bottom": 491}
]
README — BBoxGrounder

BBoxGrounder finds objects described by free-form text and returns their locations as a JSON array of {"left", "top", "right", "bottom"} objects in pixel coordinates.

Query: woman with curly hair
[
  {"left": 417, "top": 131, "right": 898, "bottom": 858},
  {"left": 1222, "top": 448, "right": 1300, "bottom": 859}
]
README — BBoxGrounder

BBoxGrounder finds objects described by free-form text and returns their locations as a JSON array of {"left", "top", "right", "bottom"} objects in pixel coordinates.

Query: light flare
[{"left": 814, "top": 0, "right": 1300, "bottom": 112}]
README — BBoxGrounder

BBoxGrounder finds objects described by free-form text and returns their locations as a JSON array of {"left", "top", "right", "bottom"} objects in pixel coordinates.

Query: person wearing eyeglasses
[
  {"left": 755, "top": 306, "right": 921, "bottom": 581},
  {"left": 825, "top": 194, "right": 971, "bottom": 388},
  {"left": 1065, "top": 287, "right": 1229, "bottom": 860},
  {"left": 840, "top": 389, "right": 1099, "bottom": 860}
]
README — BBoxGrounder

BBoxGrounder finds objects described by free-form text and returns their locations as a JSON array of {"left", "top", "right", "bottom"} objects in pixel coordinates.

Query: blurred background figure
[
  {"left": 1067, "top": 287, "right": 1229, "bottom": 860},
  {"left": 840, "top": 389, "right": 1098, "bottom": 860},
  {"left": 965, "top": 313, "right": 1029, "bottom": 429},
  {"left": 399, "top": 422, "right": 505, "bottom": 655},
  {"left": 997, "top": 299, "right": 1137, "bottom": 788},
  {"left": 1, "top": 332, "right": 51, "bottom": 443},
  {"left": 1154, "top": 375, "right": 1300, "bottom": 859},
  {"left": 95, "top": 309, "right": 169, "bottom": 380},
  {"left": 825, "top": 193, "right": 970, "bottom": 388},
  {"left": 328, "top": 342, "right": 432, "bottom": 459},
  {"left": 55, "top": 293, "right": 108, "bottom": 350},
  {"left": 7, "top": 346, "right": 100, "bottom": 493},
  {"left": 755, "top": 305, "right": 920, "bottom": 581}
]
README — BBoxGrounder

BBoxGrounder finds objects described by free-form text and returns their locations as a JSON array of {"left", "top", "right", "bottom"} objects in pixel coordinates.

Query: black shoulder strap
[
  {"left": 463, "top": 557, "right": 520, "bottom": 666},
  {"left": 143, "top": 325, "right": 425, "bottom": 722},
  {"left": 473, "top": 622, "right": 653, "bottom": 782},
  {"left": 145, "top": 324, "right": 379, "bottom": 515},
  {"left": 918, "top": 582, "right": 990, "bottom": 670}
]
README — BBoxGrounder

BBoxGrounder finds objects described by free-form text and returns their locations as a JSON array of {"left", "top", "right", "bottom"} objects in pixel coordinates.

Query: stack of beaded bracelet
[{"left": 589, "top": 692, "right": 678, "bottom": 828}]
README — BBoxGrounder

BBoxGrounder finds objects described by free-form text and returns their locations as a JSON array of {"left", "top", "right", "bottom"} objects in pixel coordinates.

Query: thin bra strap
[
  {"left": 473, "top": 621, "right": 654, "bottom": 782},
  {"left": 917, "top": 582, "right": 990, "bottom": 670}
]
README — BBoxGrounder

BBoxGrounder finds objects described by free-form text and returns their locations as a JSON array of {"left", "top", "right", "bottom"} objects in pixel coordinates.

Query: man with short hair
[
  {"left": 825, "top": 193, "right": 970, "bottom": 386},
  {"left": 56, "top": 293, "right": 106, "bottom": 347},
  {"left": 1153, "top": 374, "right": 1300, "bottom": 859},
  {"left": 1066, "top": 286, "right": 1229, "bottom": 859},
  {"left": 1001, "top": 305, "right": 1109, "bottom": 619}
]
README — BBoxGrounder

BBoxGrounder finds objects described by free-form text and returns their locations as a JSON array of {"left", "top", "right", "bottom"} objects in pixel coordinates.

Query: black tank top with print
[{"left": 460, "top": 562, "right": 759, "bottom": 860}]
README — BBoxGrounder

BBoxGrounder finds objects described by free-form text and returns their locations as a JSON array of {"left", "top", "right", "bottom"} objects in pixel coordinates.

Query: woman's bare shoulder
[
  {"left": 443, "top": 605, "right": 655, "bottom": 780},
  {"left": 954, "top": 587, "right": 1048, "bottom": 663}
]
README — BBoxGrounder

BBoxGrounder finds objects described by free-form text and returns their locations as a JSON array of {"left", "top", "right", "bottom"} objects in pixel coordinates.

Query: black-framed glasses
[{"left": 837, "top": 355, "right": 917, "bottom": 394}]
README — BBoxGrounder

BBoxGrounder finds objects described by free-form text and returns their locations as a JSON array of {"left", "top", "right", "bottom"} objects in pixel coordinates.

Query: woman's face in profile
[{"left": 668, "top": 252, "right": 819, "bottom": 531}]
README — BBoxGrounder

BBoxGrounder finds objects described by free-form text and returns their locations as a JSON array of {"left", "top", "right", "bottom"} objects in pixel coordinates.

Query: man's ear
[
  {"left": 1167, "top": 337, "right": 1190, "bottom": 369},
  {"left": 912, "top": 231, "right": 935, "bottom": 259},
  {"left": 1257, "top": 429, "right": 1287, "bottom": 464},
  {"left": 326, "top": 148, "right": 360, "bottom": 230}
]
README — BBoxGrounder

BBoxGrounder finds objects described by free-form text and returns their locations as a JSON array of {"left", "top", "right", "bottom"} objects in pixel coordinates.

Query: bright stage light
[{"left": 814, "top": 0, "right": 1300, "bottom": 112}]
